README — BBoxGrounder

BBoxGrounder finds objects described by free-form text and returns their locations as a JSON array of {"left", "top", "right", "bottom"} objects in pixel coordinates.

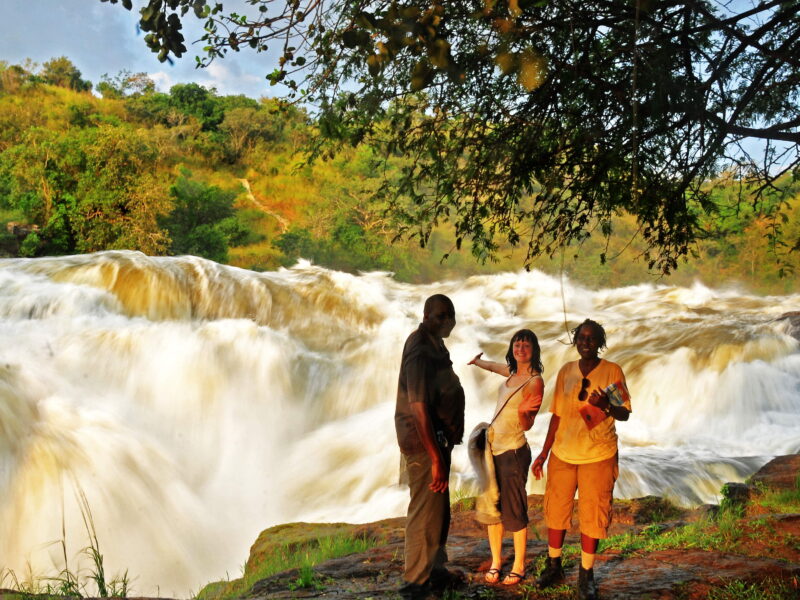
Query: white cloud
[
  {"left": 0, "top": 0, "right": 285, "bottom": 100},
  {"left": 202, "top": 61, "right": 264, "bottom": 97},
  {"left": 148, "top": 71, "right": 176, "bottom": 93},
  {"left": 147, "top": 63, "right": 267, "bottom": 98}
]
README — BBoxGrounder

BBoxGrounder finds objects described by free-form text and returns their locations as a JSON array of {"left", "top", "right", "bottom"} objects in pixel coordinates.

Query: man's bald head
[
  {"left": 423, "top": 294, "right": 454, "bottom": 317},
  {"left": 422, "top": 294, "right": 456, "bottom": 338}
]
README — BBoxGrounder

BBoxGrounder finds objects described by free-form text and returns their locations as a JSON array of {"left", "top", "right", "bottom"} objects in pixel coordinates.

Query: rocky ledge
[
  {"left": 6, "top": 458, "right": 793, "bottom": 600},
  {"left": 233, "top": 455, "right": 800, "bottom": 599}
]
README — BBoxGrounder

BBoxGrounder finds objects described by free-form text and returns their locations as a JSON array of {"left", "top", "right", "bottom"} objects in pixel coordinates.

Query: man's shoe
[
  {"left": 429, "top": 567, "right": 466, "bottom": 591},
  {"left": 398, "top": 581, "right": 431, "bottom": 600},
  {"left": 578, "top": 565, "right": 599, "bottom": 600},
  {"left": 536, "top": 556, "right": 565, "bottom": 588}
]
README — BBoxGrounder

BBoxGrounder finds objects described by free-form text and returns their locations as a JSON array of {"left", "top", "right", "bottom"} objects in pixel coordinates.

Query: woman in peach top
[{"left": 469, "top": 329, "right": 544, "bottom": 586}]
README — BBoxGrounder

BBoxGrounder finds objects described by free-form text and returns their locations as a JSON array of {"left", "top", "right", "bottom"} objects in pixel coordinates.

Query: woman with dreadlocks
[{"left": 532, "top": 319, "right": 631, "bottom": 600}]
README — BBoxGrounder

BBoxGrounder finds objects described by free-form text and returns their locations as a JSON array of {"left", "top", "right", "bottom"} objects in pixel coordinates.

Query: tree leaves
[{"left": 100, "top": 0, "right": 800, "bottom": 274}]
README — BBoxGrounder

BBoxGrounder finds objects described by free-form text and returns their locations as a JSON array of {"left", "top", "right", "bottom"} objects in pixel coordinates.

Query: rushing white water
[{"left": 1, "top": 251, "right": 798, "bottom": 595}]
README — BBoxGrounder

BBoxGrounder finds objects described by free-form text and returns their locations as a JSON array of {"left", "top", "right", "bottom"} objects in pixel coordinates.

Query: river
[{"left": 1, "top": 251, "right": 798, "bottom": 595}]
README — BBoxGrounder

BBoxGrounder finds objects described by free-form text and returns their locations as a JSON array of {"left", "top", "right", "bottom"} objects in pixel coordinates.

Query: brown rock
[
  {"left": 628, "top": 495, "right": 685, "bottom": 524},
  {"left": 595, "top": 550, "right": 800, "bottom": 599},
  {"left": 245, "top": 522, "right": 356, "bottom": 573},
  {"left": 722, "top": 481, "right": 757, "bottom": 506},
  {"left": 232, "top": 455, "right": 800, "bottom": 599},
  {"left": 749, "top": 455, "right": 800, "bottom": 490},
  {"left": 776, "top": 312, "right": 800, "bottom": 341}
]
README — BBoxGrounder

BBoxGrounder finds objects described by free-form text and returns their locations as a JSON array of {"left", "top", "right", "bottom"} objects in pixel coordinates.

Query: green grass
[
  {"left": 450, "top": 487, "right": 478, "bottom": 512},
  {"left": 287, "top": 563, "right": 324, "bottom": 592},
  {"left": 599, "top": 502, "right": 750, "bottom": 557},
  {"left": 0, "top": 568, "right": 125, "bottom": 600},
  {"left": 751, "top": 474, "right": 800, "bottom": 514},
  {"left": 1, "top": 566, "right": 41, "bottom": 597},
  {"left": 526, "top": 545, "right": 580, "bottom": 582},
  {"left": 75, "top": 488, "right": 130, "bottom": 598},
  {"left": 517, "top": 582, "right": 576, "bottom": 599},
  {"left": 707, "top": 577, "right": 800, "bottom": 600},
  {"left": 197, "top": 533, "right": 378, "bottom": 600},
  {"left": 0, "top": 560, "right": 117, "bottom": 599},
  {"left": 0, "top": 487, "right": 130, "bottom": 599}
]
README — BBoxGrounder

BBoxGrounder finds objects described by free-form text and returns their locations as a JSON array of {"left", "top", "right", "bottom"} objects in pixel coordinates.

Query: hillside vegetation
[{"left": 1, "top": 58, "right": 799, "bottom": 293}]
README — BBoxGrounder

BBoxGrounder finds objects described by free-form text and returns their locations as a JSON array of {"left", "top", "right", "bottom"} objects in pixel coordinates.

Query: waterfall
[{"left": 1, "top": 251, "right": 798, "bottom": 595}]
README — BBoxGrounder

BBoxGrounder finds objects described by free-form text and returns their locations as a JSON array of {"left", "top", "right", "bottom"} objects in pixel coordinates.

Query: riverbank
[
  {"left": 1, "top": 456, "right": 797, "bottom": 599},
  {"left": 198, "top": 455, "right": 799, "bottom": 600}
]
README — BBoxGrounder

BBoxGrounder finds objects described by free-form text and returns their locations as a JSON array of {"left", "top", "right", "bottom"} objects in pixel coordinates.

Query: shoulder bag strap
[{"left": 489, "top": 375, "right": 535, "bottom": 426}]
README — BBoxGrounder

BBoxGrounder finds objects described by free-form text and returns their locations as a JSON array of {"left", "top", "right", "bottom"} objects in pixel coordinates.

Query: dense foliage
[
  {"left": 100, "top": 0, "right": 800, "bottom": 275},
  {"left": 160, "top": 172, "right": 244, "bottom": 263},
  {"left": 0, "top": 60, "right": 261, "bottom": 262},
  {"left": 0, "top": 57, "right": 798, "bottom": 292}
]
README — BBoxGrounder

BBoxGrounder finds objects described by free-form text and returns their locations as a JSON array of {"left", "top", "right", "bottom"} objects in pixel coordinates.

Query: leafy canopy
[
  {"left": 41, "top": 56, "right": 92, "bottom": 92},
  {"left": 159, "top": 171, "right": 243, "bottom": 263},
  {"left": 0, "top": 124, "right": 169, "bottom": 255},
  {"left": 100, "top": 0, "right": 800, "bottom": 273}
]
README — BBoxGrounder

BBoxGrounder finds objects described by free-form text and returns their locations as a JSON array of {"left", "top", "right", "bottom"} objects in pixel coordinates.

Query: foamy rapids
[{"left": 1, "top": 251, "right": 798, "bottom": 595}]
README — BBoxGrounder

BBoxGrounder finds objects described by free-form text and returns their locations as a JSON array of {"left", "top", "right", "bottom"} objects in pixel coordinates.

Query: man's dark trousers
[{"left": 403, "top": 448, "right": 451, "bottom": 585}]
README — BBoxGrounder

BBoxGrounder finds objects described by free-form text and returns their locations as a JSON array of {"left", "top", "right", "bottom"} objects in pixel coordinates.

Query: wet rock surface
[
  {"left": 748, "top": 454, "right": 800, "bottom": 491},
  {"left": 244, "top": 516, "right": 800, "bottom": 599},
  {"left": 776, "top": 311, "right": 800, "bottom": 341},
  {"left": 245, "top": 455, "right": 800, "bottom": 599}
]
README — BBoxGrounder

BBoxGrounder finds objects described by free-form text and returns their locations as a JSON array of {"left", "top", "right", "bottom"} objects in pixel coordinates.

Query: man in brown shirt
[{"left": 395, "top": 294, "right": 465, "bottom": 599}]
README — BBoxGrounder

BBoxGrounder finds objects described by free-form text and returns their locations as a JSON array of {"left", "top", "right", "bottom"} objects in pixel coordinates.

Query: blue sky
[{"left": 0, "top": 0, "right": 281, "bottom": 99}]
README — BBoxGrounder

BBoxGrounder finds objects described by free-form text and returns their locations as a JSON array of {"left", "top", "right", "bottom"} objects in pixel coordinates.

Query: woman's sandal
[
  {"left": 484, "top": 568, "right": 501, "bottom": 584},
  {"left": 502, "top": 571, "right": 526, "bottom": 586}
]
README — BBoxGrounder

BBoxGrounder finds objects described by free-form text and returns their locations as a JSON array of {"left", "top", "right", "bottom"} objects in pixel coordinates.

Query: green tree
[
  {"left": 159, "top": 172, "right": 249, "bottom": 262},
  {"left": 123, "top": 83, "right": 231, "bottom": 132},
  {"left": 100, "top": 0, "right": 800, "bottom": 274},
  {"left": 219, "top": 107, "right": 263, "bottom": 160},
  {"left": 168, "top": 83, "right": 224, "bottom": 131},
  {"left": 0, "top": 61, "right": 29, "bottom": 93},
  {"left": 73, "top": 126, "right": 170, "bottom": 252},
  {"left": 97, "top": 70, "right": 156, "bottom": 99},
  {"left": 272, "top": 227, "right": 320, "bottom": 265},
  {"left": 40, "top": 56, "right": 92, "bottom": 92},
  {"left": 217, "top": 94, "right": 260, "bottom": 112},
  {"left": 0, "top": 125, "right": 169, "bottom": 255},
  {"left": 124, "top": 91, "right": 174, "bottom": 125},
  {"left": 219, "top": 103, "right": 298, "bottom": 160}
]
